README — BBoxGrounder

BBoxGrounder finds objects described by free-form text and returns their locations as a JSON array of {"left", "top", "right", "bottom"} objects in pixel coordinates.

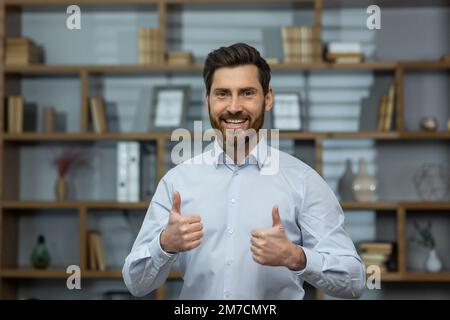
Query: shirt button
[
  {"left": 228, "top": 228, "right": 234, "bottom": 235},
  {"left": 234, "top": 171, "right": 239, "bottom": 176},
  {"left": 224, "top": 291, "right": 231, "bottom": 299},
  {"left": 226, "top": 260, "right": 233, "bottom": 266},
  {"left": 231, "top": 198, "right": 236, "bottom": 204}
]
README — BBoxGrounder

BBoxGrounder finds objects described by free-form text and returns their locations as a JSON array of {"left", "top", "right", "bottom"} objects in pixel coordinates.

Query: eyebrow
[{"left": 213, "top": 87, "right": 258, "bottom": 93}]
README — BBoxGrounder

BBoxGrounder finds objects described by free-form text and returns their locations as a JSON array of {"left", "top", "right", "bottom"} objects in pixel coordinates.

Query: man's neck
[{"left": 219, "top": 132, "right": 260, "bottom": 165}]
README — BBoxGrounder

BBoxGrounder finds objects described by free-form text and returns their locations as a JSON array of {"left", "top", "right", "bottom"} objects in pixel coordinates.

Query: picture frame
[
  {"left": 271, "top": 92, "right": 303, "bottom": 131},
  {"left": 149, "top": 85, "right": 190, "bottom": 131}
]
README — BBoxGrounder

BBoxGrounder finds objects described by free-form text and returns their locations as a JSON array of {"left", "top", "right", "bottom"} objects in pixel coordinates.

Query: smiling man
[{"left": 123, "top": 43, "right": 366, "bottom": 300}]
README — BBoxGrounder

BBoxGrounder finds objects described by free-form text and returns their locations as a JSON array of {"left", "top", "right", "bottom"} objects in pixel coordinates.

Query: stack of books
[
  {"left": 326, "top": 42, "right": 363, "bottom": 64},
  {"left": 89, "top": 97, "right": 108, "bottom": 134},
  {"left": 7, "top": 96, "right": 24, "bottom": 133},
  {"left": 87, "top": 231, "right": 107, "bottom": 271},
  {"left": 281, "top": 26, "right": 322, "bottom": 64},
  {"left": 377, "top": 84, "right": 395, "bottom": 131},
  {"left": 5, "top": 37, "right": 41, "bottom": 65},
  {"left": 167, "top": 51, "right": 194, "bottom": 65},
  {"left": 358, "top": 242, "right": 393, "bottom": 273},
  {"left": 138, "top": 28, "right": 164, "bottom": 65}
]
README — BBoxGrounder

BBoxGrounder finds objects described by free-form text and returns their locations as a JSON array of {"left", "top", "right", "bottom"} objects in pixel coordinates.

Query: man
[{"left": 123, "top": 43, "right": 366, "bottom": 299}]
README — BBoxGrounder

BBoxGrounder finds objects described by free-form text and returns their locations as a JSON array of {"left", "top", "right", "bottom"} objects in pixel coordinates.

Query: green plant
[{"left": 412, "top": 220, "right": 435, "bottom": 249}]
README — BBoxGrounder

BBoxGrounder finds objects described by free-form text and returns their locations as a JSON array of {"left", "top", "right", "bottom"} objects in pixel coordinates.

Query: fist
[
  {"left": 250, "top": 205, "right": 306, "bottom": 270},
  {"left": 160, "top": 191, "right": 204, "bottom": 254}
]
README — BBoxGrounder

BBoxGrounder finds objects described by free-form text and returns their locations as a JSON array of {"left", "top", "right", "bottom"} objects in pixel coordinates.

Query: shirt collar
[{"left": 212, "top": 137, "right": 268, "bottom": 170}]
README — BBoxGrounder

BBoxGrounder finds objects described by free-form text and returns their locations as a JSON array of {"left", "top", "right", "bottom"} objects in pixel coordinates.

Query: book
[
  {"left": 359, "top": 242, "right": 393, "bottom": 255},
  {"left": 167, "top": 51, "right": 194, "bottom": 65},
  {"left": 328, "top": 42, "right": 362, "bottom": 53},
  {"left": 42, "top": 106, "right": 56, "bottom": 133},
  {"left": 87, "top": 232, "right": 98, "bottom": 271},
  {"left": 383, "top": 84, "right": 395, "bottom": 131},
  {"left": 5, "top": 37, "right": 41, "bottom": 65},
  {"left": 89, "top": 232, "right": 107, "bottom": 271},
  {"left": 117, "top": 142, "right": 141, "bottom": 202},
  {"left": 7, "top": 96, "right": 17, "bottom": 133},
  {"left": 377, "top": 95, "right": 388, "bottom": 131},
  {"left": 89, "top": 97, "right": 107, "bottom": 134}
]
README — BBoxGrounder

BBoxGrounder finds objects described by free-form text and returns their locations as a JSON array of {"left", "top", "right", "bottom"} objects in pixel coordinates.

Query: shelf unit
[{"left": 0, "top": 0, "right": 449, "bottom": 300}]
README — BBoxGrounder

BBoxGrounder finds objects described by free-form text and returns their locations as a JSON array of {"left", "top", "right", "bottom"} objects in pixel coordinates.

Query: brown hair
[{"left": 203, "top": 43, "right": 271, "bottom": 96}]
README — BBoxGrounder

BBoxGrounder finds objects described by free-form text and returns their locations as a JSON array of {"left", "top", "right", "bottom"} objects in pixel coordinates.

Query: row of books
[
  {"left": 358, "top": 242, "right": 394, "bottom": 273},
  {"left": 377, "top": 84, "right": 396, "bottom": 131},
  {"left": 138, "top": 28, "right": 164, "bottom": 65},
  {"left": 87, "top": 231, "right": 107, "bottom": 271},
  {"left": 281, "top": 26, "right": 322, "bottom": 64},
  {"left": 5, "top": 37, "right": 41, "bottom": 65}
]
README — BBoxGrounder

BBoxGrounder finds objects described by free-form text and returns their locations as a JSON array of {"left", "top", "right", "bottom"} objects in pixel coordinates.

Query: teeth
[{"left": 225, "top": 119, "right": 246, "bottom": 124}]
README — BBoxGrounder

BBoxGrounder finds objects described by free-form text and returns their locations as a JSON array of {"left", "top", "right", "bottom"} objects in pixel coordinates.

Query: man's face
[{"left": 205, "top": 64, "right": 273, "bottom": 146}]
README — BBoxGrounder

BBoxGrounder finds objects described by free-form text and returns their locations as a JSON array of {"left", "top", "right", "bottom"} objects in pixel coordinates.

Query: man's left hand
[{"left": 250, "top": 205, "right": 306, "bottom": 271}]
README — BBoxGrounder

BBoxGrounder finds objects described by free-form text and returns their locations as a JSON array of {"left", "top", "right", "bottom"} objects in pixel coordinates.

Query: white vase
[
  {"left": 352, "top": 158, "right": 376, "bottom": 202},
  {"left": 425, "top": 248, "right": 442, "bottom": 272}
]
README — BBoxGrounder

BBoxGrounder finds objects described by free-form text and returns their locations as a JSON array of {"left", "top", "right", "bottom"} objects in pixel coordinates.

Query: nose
[{"left": 227, "top": 95, "right": 243, "bottom": 114}]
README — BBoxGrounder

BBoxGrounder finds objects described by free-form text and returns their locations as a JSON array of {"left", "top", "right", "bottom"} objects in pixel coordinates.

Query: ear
[{"left": 264, "top": 87, "right": 274, "bottom": 112}]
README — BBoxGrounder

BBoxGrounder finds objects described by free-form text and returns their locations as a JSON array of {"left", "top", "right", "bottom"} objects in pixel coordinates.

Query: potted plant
[
  {"left": 412, "top": 220, "right": 442, "bottom": 272},
  {"left": 52, "top": 149, "right": 87, "bottom": 200}
]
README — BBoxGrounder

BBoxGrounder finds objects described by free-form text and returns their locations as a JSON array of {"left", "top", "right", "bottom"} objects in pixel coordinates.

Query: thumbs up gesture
[
  {"left": 250, "top": 205, "right": 306, "bottom": 270},
  {"left": 160, "top": 192, "right": 203, "bottom": 254}
]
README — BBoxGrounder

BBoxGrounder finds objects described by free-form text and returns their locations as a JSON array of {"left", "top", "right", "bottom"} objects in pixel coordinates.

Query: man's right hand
[{"left": 160, "top": 191, "right": 203, "bottom": 254}]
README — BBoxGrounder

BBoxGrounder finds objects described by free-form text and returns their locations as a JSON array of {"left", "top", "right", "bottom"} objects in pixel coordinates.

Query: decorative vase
[
  {"left": 337, "top": 159, "right": 355, "bottom": 201},
  {"left": 31, "top": 235, "right": 51, "bottom": 269},
  {"left": 425, "top": 248, "right": 442, "bottom": 272},
  {"left": 352, "top": 158, "right": 376, "bottom": 202},
  {"left": 54, "top": 176, "right": 68, "bottom": 201}
]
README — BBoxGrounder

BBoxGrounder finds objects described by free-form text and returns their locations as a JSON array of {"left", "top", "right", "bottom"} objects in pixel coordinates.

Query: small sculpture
[
  {"left": 420, "top": 117, "right": 438, "bottom": 131},
  {"left": 31, "top": 235, "right": 51, "bottom": 269}
]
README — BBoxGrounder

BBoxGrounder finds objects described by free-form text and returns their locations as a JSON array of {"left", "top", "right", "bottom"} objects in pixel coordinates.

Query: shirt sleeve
[
  {"left": 293, "top": 168, "right": 366, "bottom": 299},
  {"left": 122, "top": 173, "right": 179, "bottom": 297}
]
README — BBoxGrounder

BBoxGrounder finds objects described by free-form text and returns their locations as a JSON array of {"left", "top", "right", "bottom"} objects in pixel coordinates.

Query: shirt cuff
[
  {"left": 293, "top": 246, "right": 323, "bottom": 279},
  {"left": 153, "top": 229, "right": 177, "bottom": 268}
]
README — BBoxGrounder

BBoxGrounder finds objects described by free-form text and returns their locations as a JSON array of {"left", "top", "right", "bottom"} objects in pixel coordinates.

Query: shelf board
[
  {"left": 379, "top": 272, "right": 450, "bottom": 282},
  {"left": 5, "top": 0, "right": 161, "bottom": 4},
  {"left": 1, "top": 200, "right": 149, "bottom": 210},
  {"left": 0, "top": 269, "right": 182, "bottom": 280},
  {"left": 3, "top": 62, "right": 398, "bottom": 75},
  {"left": 341, "top": 202, "right": 399, "bottom": 210},
  {"left": 3, "top": 200, "right": 450, "bottom": 212},
  {"left": 5, "top": 131, "right": 450, "bottom": 142},
  {"left": 5, "top": 0, "right": 449, "bottom": 7},
  {"left": 0, "top": 269, "right": 69, "bottom": 279},
  {"left": 399, "top": 131, "right": 450, "bottom": 139},
  {"left": 2, "top": 132, "right": 171, "bottom": 141},
  {"left": 400, "top": 60, "right": 450, "bottom": 70}
]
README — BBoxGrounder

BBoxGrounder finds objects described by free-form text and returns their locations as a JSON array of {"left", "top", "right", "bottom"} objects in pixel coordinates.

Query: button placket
[{"left": 223, "top": 165, "right": 241, "bottom": 299}]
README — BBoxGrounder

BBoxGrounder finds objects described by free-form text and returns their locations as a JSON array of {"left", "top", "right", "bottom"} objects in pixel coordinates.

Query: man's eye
[
  {"left": 216, "top": 91, "right": 228, "bottom": 98},
  {"left": 244, "top": 90, "right": 254, "bottom": 97}
]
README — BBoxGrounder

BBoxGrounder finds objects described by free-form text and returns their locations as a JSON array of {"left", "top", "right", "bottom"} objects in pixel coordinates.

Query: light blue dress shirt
[{"left": 123, "top": 138, "right": 366, "bottom": 299}]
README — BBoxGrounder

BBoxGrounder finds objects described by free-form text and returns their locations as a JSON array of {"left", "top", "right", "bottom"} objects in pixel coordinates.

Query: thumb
[
  {"left": 272, "top": 205, "right": 282, "bottom": 227},
  {"left": 171, "top": 191, "right": 181, "bottom": 214}
]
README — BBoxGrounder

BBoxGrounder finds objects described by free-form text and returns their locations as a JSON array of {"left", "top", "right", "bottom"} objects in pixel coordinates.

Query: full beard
[{"left": 208, "top": 103, "right": 265, "bottom": 154}]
